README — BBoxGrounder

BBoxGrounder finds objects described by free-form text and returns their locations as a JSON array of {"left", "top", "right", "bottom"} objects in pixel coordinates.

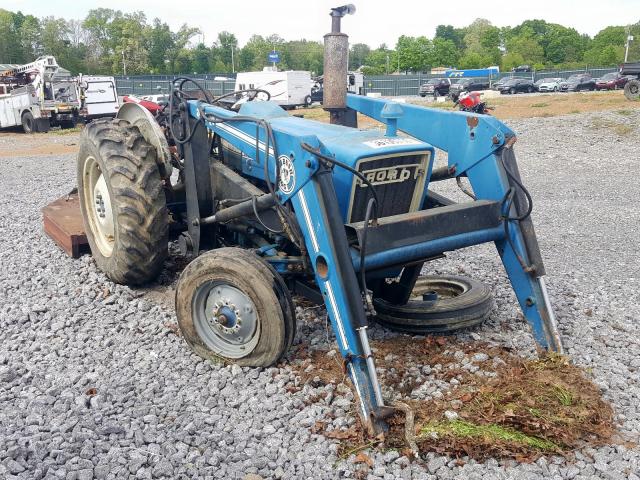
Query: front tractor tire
[
  {"left": 175, "top": 248, "right": 296, "bottom": 367},
  {"left": 77, "top": 118, "right": 168, "bottom": 285}
]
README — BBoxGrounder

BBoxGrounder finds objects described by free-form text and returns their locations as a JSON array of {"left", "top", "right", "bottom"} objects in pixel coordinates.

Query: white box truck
[
  {"left": 78, "top": 75, "right": 119, "bottom": 120},
  {"left": 235, "top": 70, "right": 312, "bottom": 109}
]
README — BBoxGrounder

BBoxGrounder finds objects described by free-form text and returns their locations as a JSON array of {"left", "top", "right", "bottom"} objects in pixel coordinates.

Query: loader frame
[{"left": 167, "top": 91, "right": 563, "bottom": 434}]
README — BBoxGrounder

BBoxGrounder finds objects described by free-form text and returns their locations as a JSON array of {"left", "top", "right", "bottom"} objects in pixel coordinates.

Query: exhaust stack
[{"left": 324, "top": 4, "right": 356, "bottom": 125}]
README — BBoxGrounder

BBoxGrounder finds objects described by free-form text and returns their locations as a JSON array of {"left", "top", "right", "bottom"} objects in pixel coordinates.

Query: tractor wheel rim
[
  {"left": 631, "top": 84, "right": 639, "bottom": 95},
  {"left": 193, "top": 281, "right": 259, "bottom": 359},
  {"left": 83, "top": 155, "right": 115, "bottom": 257},
  {"left": 409, "top": 278, "right": 469, "bottom": 302}
]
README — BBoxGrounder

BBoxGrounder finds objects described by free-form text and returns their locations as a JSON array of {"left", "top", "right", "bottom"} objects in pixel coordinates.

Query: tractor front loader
[{"left": 76, "top": 5, "right": 562, "bottom": 435}]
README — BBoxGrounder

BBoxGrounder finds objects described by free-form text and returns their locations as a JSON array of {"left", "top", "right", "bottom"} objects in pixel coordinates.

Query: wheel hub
[{"left": 193, "top": 282, "right": 259, "bottom": 358}]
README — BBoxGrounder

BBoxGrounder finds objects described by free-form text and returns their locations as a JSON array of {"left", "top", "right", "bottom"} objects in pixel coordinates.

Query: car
[
  {"left": 122, "top": 95, "right": 163, "bottom": 115},
  {"left": 448, "top": 78, "right": 490, "bottom": 101},
  {"left": 559, "top": 74, "right": 595, "bottom": 92},
  {"left": 141, "top": 94, "right": 170, "bottom": 105},
  {"left": 418, "top": 78, "right": 451, "bottom": 97},
  {"left": 512, "top": 65, "right": 532, "bottom": 73},
  {"left": 492, "top": 78, "right": 508, "bottom": 90},
  {"left": 595, "top": 72, "right": 630, "bottom": 90},
  {"left": 536, "top": 77, "right": 563, "bottom": 92},
  {"left": 497, "top": 78, "right": 535, "bottom": 94}
]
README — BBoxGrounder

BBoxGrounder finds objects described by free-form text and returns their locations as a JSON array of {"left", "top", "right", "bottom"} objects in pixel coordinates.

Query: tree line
[{"left": 0, "top": 8, "right": 638, "bottom": 76}]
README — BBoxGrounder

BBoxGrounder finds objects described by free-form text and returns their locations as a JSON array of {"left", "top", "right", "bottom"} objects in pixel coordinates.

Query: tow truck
[{"left": 0, "top": 56, "right": 81, "bottom": 133}]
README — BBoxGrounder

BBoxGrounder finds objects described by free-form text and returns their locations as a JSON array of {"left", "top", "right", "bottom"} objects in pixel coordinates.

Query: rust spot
[
  {"left": 316, "top": 255, "right": 329, "bottom": 279},
  {"left": 505, "top": 135, "right": 518, "bottom": 148},
  {"left": 466, "top": 116, "right": 479, "bottom": 128}
]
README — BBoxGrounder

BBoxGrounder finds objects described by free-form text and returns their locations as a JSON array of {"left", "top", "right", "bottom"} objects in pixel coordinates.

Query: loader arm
[{"left": 347, "top": 94, "right": 563, "bottom": 353}]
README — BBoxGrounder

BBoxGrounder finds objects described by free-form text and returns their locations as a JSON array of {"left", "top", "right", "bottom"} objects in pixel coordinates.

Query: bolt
[{"left": 217, "top": 314, "right": 228, "bottom": 326}]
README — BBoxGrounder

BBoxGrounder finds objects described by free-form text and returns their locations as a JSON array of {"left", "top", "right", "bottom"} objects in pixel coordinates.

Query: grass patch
[
  {"left": 617, "top": 109, "right": 633, "bottom": 116},
  {"left": 50, "top": 126, "right": 82, "bottom": 136},
  {"left": 291, "top": 338, "right": 617, "bottom": 463},
  {"left": 591, "top": 117, "right": 634, "bottom": 136},
  {"left": 531, "top": 102, "right": 549, "bottom": 108},
  {"left": 420, "top": 420, "right": 559, "bottom": 451}
]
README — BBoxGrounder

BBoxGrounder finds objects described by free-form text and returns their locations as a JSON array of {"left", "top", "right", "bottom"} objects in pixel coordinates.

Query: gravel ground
[{"left": 1, "top": 109, "right": 639, "bottom": 480}]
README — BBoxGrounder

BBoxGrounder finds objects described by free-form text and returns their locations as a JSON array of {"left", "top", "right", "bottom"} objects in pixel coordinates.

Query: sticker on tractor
[
  {"left": 363, "top": 137, "right": 422, "bottom": 148},
  {"left": 278, "top": 155, "right": 296, "bottom": 194}
]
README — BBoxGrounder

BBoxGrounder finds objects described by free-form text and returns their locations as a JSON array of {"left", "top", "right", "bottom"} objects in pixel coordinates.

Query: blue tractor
[{"left": 76, "top": 5, "right": 562, "bottom": 434}]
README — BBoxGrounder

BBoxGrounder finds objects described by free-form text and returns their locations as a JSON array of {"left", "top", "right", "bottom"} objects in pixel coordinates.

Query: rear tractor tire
[
  {"left": 625, "top": 79, "right": 640, "bottom": 101},
  {"left": 77, "top": 118, "right": 168, "bottom": 285},
  {"left": 175, "top": 248, "right": 296, "bottom": 367}
]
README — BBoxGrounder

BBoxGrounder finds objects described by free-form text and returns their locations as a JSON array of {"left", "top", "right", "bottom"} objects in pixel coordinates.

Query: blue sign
[
  {"left": 268, "top": 51, "right": 280, "bottom": 63},
  {"left": 445, "top": 67, "right": 499, "bottom": 78}
]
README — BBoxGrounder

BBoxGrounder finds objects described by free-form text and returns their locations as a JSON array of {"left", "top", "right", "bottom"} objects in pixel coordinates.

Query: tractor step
[{"left": 42, "top": 191, "right": 89, "bottom": 258}]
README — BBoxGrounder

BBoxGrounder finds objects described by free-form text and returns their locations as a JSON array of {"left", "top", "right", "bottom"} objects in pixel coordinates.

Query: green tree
[
  {"left": 432, "top": 38, "right": 459, "bottom": 67},
  {"left": 216, "top": 31, "right": 238, "bottom": 71},
  {"left": 435, "top": 25, "right": 465, "bottom": 50},
  {"left": 583, "top": 26, "right": 626, "bottom": 65},
  {"left": 504, "top": 26, "right": 545, "bottom": 67},
  {"left": 396, "top": 35, "right": 432, "bottom": 72},
  {"left": 147, "top": 19, "right": 174, "bottom": 73},
  {"left": 0, "top": 9, "right": 20, "bottom": 63},
  {"left": 362, "top": 46, "right": 392, "bottom": 75},
  {"left": 349, "top": 43, "right": 370, "bottom": 70},
  {"left": 191, "top": 43, "right": 210, "bottom": 74}
]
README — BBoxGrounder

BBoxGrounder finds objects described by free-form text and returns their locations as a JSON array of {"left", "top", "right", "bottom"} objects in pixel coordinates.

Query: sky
[{"left": 8, "top": 0, "right": 639, "bottom": 47}]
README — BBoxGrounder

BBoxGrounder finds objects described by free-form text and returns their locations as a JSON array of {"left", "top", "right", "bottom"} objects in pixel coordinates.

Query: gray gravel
[{"left": 1, "top": 109, "right": 639, "bottom": 479}]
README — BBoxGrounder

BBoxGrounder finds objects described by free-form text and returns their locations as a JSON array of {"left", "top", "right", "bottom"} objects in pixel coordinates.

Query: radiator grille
[{"left": 348, "top": 152, "right": 430, "bottom": 223}]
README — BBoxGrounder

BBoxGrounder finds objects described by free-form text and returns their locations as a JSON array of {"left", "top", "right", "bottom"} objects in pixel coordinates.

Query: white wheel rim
[{"left": 83, "top": 155, "right": 115, "bottom": 257}]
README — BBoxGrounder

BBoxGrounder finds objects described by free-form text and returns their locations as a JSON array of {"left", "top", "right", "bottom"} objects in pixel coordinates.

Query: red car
[
  {"left": 595, "top": 72, "right": 630, "bottom": 90},
  {"left": 122, "top": 95, "right": 163, "bottom": 115}
]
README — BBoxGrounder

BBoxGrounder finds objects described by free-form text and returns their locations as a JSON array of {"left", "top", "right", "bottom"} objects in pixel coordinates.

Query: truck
[
  {"left": 620, "top": 62, "right": 640, "bottom": 100},
  {"left": 234, "top": 70, "right": 313, "bottom": 108},
  {"left": 77, "top": 75, "right": 120, "bottom": 120},
  {"left": 0, "top": 56, "right": 80, "bottom": 133}
]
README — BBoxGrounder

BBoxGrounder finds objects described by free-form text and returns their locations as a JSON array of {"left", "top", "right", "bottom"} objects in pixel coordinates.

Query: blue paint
[
  {"left": 351, "top": 227, "right": 505, "bottom": 271},
  {"left": 187, "top": 92, "right": 561, "bottom": 433}
]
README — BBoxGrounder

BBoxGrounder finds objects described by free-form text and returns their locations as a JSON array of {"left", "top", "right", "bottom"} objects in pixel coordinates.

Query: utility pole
[
  {"left": 386, "top": 54, "right": 389, "bottom": 74},
  {"left": 231, "top": 47, "right": 235, "bottom": 73},
  {"left": 122, "top": 50, "right": 126, "bottom": 76},
  {"left": 625, "top": 27, "right": 633, "bottom": 63}
]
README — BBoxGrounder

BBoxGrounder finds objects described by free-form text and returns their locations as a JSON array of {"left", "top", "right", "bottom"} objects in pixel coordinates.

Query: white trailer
[
  {"left": 235, "top": 70, "right": 312, "bottom": 108},
  {"left": 78, "top": 75, "right": 119, "bottom": 120}
]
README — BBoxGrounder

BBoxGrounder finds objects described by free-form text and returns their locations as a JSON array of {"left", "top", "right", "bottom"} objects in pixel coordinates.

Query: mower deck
[{"left": 42, "top": 192, "right": 89, "bottom": 258}]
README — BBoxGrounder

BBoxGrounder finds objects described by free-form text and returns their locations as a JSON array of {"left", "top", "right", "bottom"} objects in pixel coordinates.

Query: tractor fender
[{"left": 116, "top": 102, "right": 172, "bottom": 178}]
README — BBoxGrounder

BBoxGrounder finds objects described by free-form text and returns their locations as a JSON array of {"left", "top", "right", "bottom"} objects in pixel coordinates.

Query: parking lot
[{"left": 1, "top": 93, "right": 640, "bottom": 479}]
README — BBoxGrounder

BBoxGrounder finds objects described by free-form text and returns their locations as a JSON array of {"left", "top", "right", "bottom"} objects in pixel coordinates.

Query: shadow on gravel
[{"left": 289, "top": 336, "right": 621, "bottom": 464}]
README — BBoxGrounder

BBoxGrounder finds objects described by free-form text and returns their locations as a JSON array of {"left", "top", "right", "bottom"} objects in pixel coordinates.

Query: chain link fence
[
  {"left": 115, "top": 66, "right": 620, "bottom": 97},
  {"left": 114, "top": 74, "right": 236, "bottom": 96}
]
